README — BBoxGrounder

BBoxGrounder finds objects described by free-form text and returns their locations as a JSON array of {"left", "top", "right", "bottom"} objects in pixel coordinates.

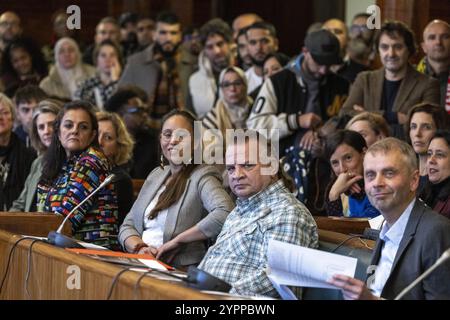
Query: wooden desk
[
  {"left": 318, "top": 229, "right": 376, "bottom": 250},
  {"left": 314, "top": 216, "right": 370, "bottom": 235},
  {"left": 0, "top": 229, "right": 217, "bottom": 300},
  {"left": 0, "top": 212, "right": 72, "bottom": 237}
]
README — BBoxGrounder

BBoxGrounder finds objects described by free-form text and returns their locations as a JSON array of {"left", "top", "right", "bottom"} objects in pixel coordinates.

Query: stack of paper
[{"left": 266, "top": 239, "right": 357, "bottom": 299}]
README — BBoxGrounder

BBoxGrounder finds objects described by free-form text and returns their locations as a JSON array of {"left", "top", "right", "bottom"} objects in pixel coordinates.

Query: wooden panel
[
  {"left": 314, "top": 216, "right": 370, "bottom": 235},
  {"left": 0, "top": 229, "right": 220, "bottom": 300},
  {"left": 0, "top": 212, "right": 72, "bottom": 237}
]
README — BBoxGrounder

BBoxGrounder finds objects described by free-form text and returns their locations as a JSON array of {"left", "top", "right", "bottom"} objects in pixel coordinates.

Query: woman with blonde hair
[
  {"left": 0, "top": 93, "right": 36, "bottom": 210},
  {"left": 346, "top": 111, "right": 390, "bottom": 147},
  {"left": 96, "top": 111, "right": 134, "bottom": 224},
  {"left": 10, "top": 99, "right": 62, "bottom": 212},
  {"left": 40, "top": 37, "right": 95, "bottom": 100}
]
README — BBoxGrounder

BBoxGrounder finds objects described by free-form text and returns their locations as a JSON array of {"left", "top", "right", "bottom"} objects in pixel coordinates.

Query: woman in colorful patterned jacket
[{"left": 37, "top": 100, "right": 119, "bottom": 249}]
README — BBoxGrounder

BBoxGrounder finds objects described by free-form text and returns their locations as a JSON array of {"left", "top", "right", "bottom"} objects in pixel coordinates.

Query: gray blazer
[
  {"left": 371, "top": 200, "right": 450, "bottom": 300},
  {"left": 10, "top": 156, "right": 43, "bottom": 212},
  {"left": 118, "top": 164, "right": 234, "bottom": 267}
]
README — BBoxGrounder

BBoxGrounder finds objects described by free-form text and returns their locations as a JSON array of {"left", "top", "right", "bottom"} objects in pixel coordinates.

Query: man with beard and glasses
[
  {"left": 334, "top": 13, "right": 373, "bottom": 84},
  {"left": 119, "top": 12, "right": 196, "bottom": 129},
  {"left": 187, "top": 18, "right": 234, "bottom": 118},
  {"left": 340, "top": 21, "right": 440, "bottom": 139},
  {"left": 417, "top": 20, "right": 450, "bottom": 111},
  {"left": 244, "top": 22, "right": 286, "bottom": 93}
]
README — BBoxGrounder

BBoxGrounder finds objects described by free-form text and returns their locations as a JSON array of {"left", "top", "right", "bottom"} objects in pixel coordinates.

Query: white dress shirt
[{"left": 370, "top": 199, "right": 415, "bottom": 297}]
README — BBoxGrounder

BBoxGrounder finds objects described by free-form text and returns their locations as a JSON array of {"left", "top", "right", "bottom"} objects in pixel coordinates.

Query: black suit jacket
[{"left": 370, "top": 199, "right": 450, "bottom": 300}]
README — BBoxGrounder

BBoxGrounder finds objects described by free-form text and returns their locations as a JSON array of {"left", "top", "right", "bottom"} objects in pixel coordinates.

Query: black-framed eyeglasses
[
  {"left": 124, "top": 105, "right": 146, "bottom": 114},
  {"left": 220, "top": 80, "right": 245, "bottom": 89}
]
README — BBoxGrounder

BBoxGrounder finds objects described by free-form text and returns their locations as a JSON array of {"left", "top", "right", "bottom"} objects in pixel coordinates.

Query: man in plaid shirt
[{"left": 198, "top": 131, "right": 319, "bottom": 298}]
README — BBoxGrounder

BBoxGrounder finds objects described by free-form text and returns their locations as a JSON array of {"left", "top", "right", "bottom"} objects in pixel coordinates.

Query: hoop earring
[{"left": 160, "top": 154, "right": 165, "bottom": 168}]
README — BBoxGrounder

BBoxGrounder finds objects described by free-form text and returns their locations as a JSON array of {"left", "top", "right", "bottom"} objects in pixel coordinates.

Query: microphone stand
[{"left": 47, "top": 174, "right": 116, "bottom": 249}]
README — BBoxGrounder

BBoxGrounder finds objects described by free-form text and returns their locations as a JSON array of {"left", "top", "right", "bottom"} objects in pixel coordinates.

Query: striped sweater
[{"left": 37, "top": 147, "right": 119, "bottom": 249}]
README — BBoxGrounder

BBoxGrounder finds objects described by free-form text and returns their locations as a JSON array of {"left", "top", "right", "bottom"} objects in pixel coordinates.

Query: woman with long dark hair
[
  {"left": 0, "top": 38, "right": 48, "bottom": 97},
  {"left": 119, "top": 109, "right": 234, "bottom": 268},
  {"left": 37, "top": 100, "right": 118, "bottom": 249},
  {"left": 324, "top": 129, "right": 380, "bottom": 218},
  {"left": 406, "top": 102, "right": 450, "bottom": 192},
  {"left": 420, "top": 130, "right": 450, "bottom": 218}
]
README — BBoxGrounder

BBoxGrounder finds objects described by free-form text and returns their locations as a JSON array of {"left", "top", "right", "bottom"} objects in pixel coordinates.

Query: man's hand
[
  {"left": 298, "top": 113, "right": 322, "bottom": 129},
  {"left": 138, "top": 245, "right": 158, "bottom": 258},
  {"left": 299, "top": 129, "right": 318, "bottom": 151},
  {"left": 328, "top": 172, "right": 363, "bottom": 201},
  {"left": 328, "top": 274, "right": 379, "bottom": 300}
]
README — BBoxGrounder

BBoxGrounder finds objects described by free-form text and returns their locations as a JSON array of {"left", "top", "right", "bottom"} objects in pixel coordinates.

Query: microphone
[
  {"left": 47, "top": 174, "right": 116, "bottom": 249},
  {"left": 394, "top": 248, "right": 450, "bottom": 300}
]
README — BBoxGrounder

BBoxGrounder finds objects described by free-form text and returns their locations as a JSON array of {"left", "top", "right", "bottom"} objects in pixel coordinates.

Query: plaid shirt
[
  {"left": 74, "top": 75, "right": 118, "bottom": 107},
  {"left": 199, "top": 180, "right": 318, "bottom": 298}
]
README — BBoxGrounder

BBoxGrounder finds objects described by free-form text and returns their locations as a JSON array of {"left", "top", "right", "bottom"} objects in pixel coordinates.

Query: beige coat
[{"left": 40, "top": 64, "right": 95, "bottom": 100}]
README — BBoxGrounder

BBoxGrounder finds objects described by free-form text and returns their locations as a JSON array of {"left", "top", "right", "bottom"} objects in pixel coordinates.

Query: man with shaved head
[
  {"left": 232, "top": 13, "right": 263, "bottom": 40},
  {"left": 323, "top": 18, "right": 348, "bottom": 58},
  {"left": 417, "top": 20, "right": 450, "bottom": 111}
]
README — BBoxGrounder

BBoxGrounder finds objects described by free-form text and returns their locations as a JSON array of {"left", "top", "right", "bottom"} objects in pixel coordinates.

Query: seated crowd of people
[{"left": 0, "top": 8, "right": 450, "bottom": 300}]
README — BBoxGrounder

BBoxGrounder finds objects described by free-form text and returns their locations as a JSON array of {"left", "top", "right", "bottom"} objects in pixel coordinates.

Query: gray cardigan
[
  {"left": 10, "top": 155, "right": 43, "bottom": 212},
  {"left": 118, "top": 164, "right": 234, "bottom": 267}
]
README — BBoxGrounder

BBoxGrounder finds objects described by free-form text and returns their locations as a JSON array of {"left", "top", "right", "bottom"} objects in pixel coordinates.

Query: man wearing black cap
[{"left": 247, "top": 29, "right": 349, "bottom": 153}]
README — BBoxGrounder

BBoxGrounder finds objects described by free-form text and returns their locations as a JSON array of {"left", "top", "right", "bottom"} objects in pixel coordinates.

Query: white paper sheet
[
  {"left": 267, "top": 239, "right": 357, "bottom": 291},
  {"left": 368, "top": 214, "right": 385, "bottom": 230},
  {"left": 138, "top": 258, "right": 170, "bottom": 271}
]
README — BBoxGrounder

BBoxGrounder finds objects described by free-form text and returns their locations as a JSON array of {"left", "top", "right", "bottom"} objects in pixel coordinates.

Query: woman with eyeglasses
[
  {"left": 119, "top": 110, "right": 234, "bottom": 269},
  {"left": 37, "top": 101, "right": 119, "bottom": 249},
  {"left": 202, "top": 66, "right": 252, "bottom": 138},
  {"left": 419, "top": 130, "right": 450, "bottom": 218},
  {"left": 10, "top": 99, "right": 62, "bottom": 212},
  {"left": 74, "top": 40, "right": 122, "bottom": 109}
]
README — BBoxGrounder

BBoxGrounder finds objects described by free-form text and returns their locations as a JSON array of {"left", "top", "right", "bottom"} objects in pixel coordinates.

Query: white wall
[{"left": 346, "top": 0, "right": 375, "bottom": 26}]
